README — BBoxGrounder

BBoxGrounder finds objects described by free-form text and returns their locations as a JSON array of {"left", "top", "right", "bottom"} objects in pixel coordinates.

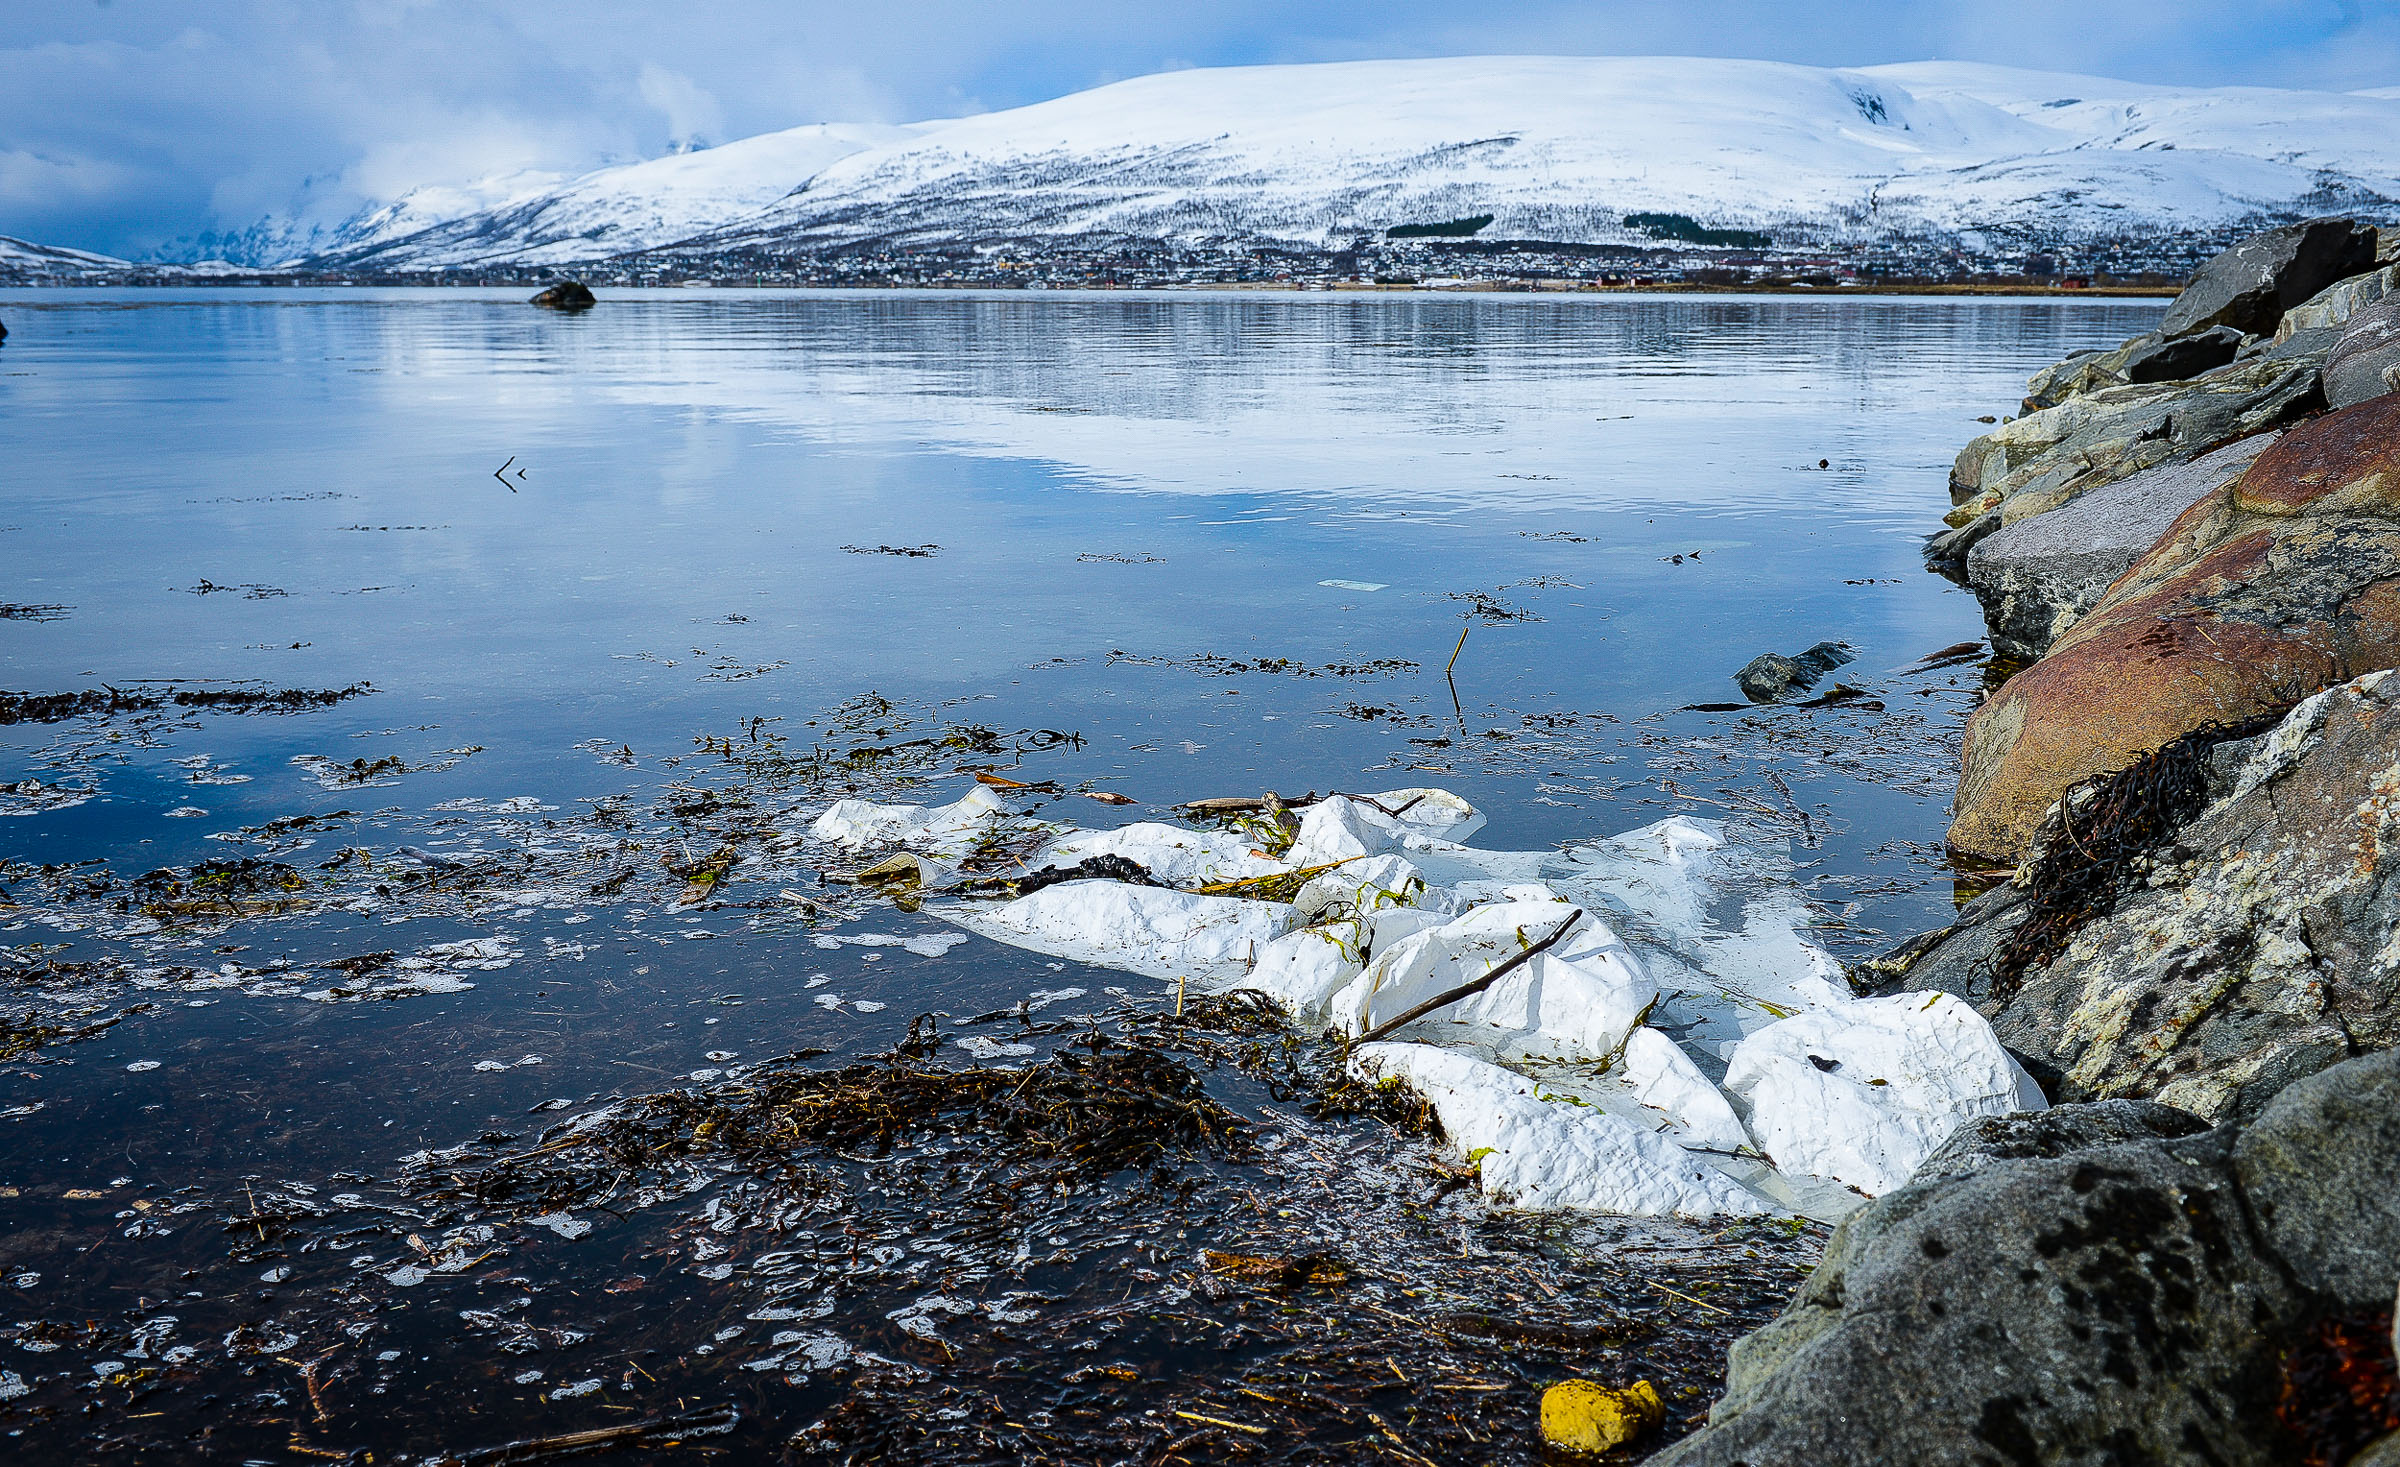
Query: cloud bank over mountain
[{"left": 0, "top": 0, "right": 2394, "bottom": 259}]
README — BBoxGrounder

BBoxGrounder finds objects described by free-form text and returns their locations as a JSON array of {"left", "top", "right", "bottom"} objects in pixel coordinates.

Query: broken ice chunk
[
  {"left": 1349, "top": 1043, "right": 1767, "bottom": 1217},
  {"left": 1615, "top": 1026, "right": 1747, "bottom": 1152},
  {"left": 810, "top": 784, "right": 1009, "bottom": 857},
  {"left": 1283, "top": 798, "right": 1393, "bottom": 868},
  {"left": 1326, "top": 900, "right": 1656, "bottom": 1062},
  {"left": 1236, "top": 920, "right": 1366, "bottom": 1019},
  {"left": 935, "top": 882, "right": 1295, "bottom": 983},
  {"left": 1722, "top": 992, "right": 2048, "bottom": 1196},
  {"left": 1354, "top": 788, "right": 1486, "bottom": 843},
  {"left": 1291, "top": 854, "right": 1424, "bottom": 923},
  {"left": 1033, "top": 823, "right": 1282, "bottom": 888}
]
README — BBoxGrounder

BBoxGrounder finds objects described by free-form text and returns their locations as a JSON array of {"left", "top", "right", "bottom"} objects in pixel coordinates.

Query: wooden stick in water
[{"left": 1353, "top": 909, "right": 1583, "bottom": 1045}]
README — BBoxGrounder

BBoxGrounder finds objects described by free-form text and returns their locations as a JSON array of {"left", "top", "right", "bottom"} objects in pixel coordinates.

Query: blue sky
[{"left": 4, "top": 0, "right": 2396, "bottom": 257}]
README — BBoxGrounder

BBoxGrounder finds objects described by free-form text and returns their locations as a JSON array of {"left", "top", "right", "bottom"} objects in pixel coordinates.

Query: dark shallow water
[{"left": 0, "top": 288, "right": 2155, "bottom": 1463}]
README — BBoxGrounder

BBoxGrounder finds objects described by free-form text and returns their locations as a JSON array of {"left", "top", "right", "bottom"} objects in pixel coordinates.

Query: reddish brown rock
[{"left": 1950, "top": 392, "right": 2400, "bottom": 860}]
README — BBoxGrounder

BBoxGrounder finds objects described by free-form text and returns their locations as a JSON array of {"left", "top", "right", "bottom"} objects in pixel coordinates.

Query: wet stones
[
  {"left": 1652, "top": 1052, "right": 2400, "bottom": 1467},
  {"left": 2157, "top": 217, "right": 2381, "bottom": 338},
  {"left": 1733, "top": 641, "right": 1853, "bottom": 702},
  {"left": 1949, "top": 394, "right": 2400, "bottom": 862}
]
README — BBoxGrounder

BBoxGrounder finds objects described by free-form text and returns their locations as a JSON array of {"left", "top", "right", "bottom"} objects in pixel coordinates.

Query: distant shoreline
[{"left": 0, "top": 278, "right": 2176, "bottom": 298}]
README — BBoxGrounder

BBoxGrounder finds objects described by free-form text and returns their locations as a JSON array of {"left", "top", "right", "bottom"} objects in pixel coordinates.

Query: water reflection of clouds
[{"left": 395, "top": 290, "right": 2159, "bottom": 517}]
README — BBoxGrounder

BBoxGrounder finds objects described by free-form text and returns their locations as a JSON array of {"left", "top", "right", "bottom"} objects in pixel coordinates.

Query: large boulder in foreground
[
  {"left": 1963, "top": 434, "right": 2276, "bottom": 662},
  {"left": 1950, "top": 392, "right": 2400, "bottom": 861},
  {"left": 2330, "top": 297, "right": 2400, "bottom": 411},
  {"left": 1650, "top": 1053, "right": 2400, "bottom": 1467},
  {"left": 2157, "top": 216, "right": 2381, "bottom": 338},
  {"left": 1899, "top": 673, "right": 2400, "bottom": 1121}
]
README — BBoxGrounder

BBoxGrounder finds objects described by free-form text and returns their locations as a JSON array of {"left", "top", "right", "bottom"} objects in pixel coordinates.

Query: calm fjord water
[{"left": 0, "top": 289, "right": 2155, "bottom": 1461}]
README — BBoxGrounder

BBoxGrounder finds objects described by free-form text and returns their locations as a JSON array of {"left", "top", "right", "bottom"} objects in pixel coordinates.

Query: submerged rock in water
[
  {"left": 1951, "top": 393, "right": 2400, "bottom": 861},
  {"left": 1904, "top": 671, "right": 2400, "bottom": 1123},
  {"left": 1651, "top": 1051, "right": 2400, "bottom": 1467},
  {"left": 1962, "top": 434, "right": 2276, "bottom": 662},
  {"left": 2157, "top": 216, "right": 2380, "bottom": 338},
  {"left": 1733, "top": 641, "right": 1852, "bottom": 702},
  {"left": 530, "top": 281, "right": 597, "bottom": 310}
]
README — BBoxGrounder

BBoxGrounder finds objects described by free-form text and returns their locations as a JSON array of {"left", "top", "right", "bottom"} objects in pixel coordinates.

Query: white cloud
[{"left": 637, "top": 63, "right": 726, "bottom": 146}]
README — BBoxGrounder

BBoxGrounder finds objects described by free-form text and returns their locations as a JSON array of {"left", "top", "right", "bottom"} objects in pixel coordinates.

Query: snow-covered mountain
[
  {"left": 300, "top": 56, "right": 2400, "bottom": 273},
  {"left": 0, "top": 235, "right": 135, "bottom": 282},
  {"left": 301, "top": 123, "right": 925, "bottom": 271}
]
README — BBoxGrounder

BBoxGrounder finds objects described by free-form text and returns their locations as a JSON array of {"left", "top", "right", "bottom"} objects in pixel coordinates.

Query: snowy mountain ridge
[{"left": 61, "top": 56, "right": 2400, "bottom": 273}]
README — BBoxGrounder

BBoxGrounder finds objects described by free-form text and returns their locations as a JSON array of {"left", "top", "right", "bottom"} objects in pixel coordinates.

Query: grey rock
[
  {"left": 1908, "top": 1098, "right": 2210, "bottom": 1185},
  {"left": 1733, "top": 641, "right": 1853, "bottom": 702},
  {"left": 2327, "top": 298, "right": 2400, "bottom": 410},
  {"left": 1948, "top": 356, "right": 2320, "bottom": 528},
  {"left": 2276, "top": 263, "right": 2395, "bottom": 343},
  {"left": 1962, "top": 435, "right": 2278, "bottom": 661},
  {"left": 1662, "top": 1128, "right": 2296, "bottom": 1466},
  {"left": 2123, "top": 324, "right": 2246, "bottom": 382},
  {"left": 2354, "top": 1434, "right": 2400, "bottom": 1467},
  {"left": 2232, "top": 1049, "right": 2400, "bottom": 1299},
  {"left": 2268, "top": 324, "right": 2345, "bottom": 362},
  {"left": 2158, "top": 217, "right": 2380, "bottom": 338},
  {"left": 2022, "top": 348, "right": 2106, "bottom": 411},
  {"left": 1660, "top": 1053, "right": 2400, "bottom": 1467},
  {"left": 1899, "top": 674, "right": 2400, "bottom": 1124},
  {"left": 1859, "top": 882, "right": 2029, "bottom": 1006}
]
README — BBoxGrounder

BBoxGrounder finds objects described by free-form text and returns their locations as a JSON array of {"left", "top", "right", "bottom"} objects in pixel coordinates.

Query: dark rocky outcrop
[
  {"left": 1732, "top": 641, "right": 1852, "bottom": 702},
  {"left": 2157, "top": 217, "right": 2381, "bottom": 339},
  {"left": 1650, "top": 1052, "right": 2400, "bottom": 1467},
  {"left": 2330, "top": 299, "right": 2400, "bottom": 411},
  {"left": 1950, "top": 393, "right": 2400, "bottom": 861},
  {"left": 1895, "top": 672, "right": 2400, "bottom": 1122},
  {"left": 530, "top": 281, "right": 596, "bottom": 310},
  {"left": 1962, "top": 435, "right": 2276, "bottom": 662},
  {"left": 2122, "top": 323, "right": 2247, "bottom": 383}
]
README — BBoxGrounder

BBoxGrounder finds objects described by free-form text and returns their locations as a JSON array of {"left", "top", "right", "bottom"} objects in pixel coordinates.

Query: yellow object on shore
[{"left": 1540, "top": 1378, "right": 1664, "bottom": 1454}]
